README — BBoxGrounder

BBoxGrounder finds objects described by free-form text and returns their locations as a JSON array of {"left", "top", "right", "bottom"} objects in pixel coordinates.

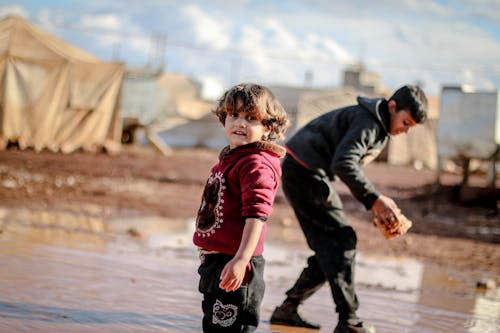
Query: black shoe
[
  {"left": 334, "top": 321, "right": 376, "bottom": 333},
  {"left": 270, "top": 305, "right": 320, "bottom": 329}
]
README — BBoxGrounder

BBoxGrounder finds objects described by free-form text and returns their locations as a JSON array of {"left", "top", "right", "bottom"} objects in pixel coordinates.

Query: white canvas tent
[{"left": 0, "top": 15, "right": 124, "bottom": 153}]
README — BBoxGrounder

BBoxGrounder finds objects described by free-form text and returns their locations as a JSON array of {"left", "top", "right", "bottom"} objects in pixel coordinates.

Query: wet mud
[{"left": 0, "top": 208, "right": 498, "bottom": 333}]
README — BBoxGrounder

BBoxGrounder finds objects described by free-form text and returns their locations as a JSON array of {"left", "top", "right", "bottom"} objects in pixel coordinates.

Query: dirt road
[{"left": 0, "top": 145, "right": 498, "bottom": 276}]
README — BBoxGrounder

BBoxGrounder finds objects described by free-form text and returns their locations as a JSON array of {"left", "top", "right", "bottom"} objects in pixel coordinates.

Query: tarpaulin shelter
[{"left": 0, "top": 15, "right": 124, "bottom": 153}]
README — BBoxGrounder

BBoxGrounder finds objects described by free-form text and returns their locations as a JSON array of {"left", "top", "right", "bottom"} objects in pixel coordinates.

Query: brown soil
[{"left": 0, "top": 145, "right": 499, "bottom": 276}]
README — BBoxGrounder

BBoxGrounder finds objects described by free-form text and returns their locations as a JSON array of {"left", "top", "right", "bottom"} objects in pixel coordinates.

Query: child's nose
[{"left": 235, "top": 117, "right": 246, "bottom": 127}]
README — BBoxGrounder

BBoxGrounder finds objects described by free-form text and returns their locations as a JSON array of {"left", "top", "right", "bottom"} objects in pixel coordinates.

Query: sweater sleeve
[
  {"left": 237, "top": 156, "right": 279, "bottom": 218},
  {"left": 330, "top": 121, "right": 381, "bottom": 209}
]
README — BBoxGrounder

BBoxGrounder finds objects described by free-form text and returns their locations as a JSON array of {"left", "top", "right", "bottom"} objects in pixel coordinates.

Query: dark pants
[
  {"left": 198, "top": 253, "right": 265, "bottom": 333},
  {"left": 281, "top": 155, "right": 359, "bottom": 321}
]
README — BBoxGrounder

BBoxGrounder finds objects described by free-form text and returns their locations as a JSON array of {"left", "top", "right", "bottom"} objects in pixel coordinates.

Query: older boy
[{"left": 270, "top": 85, "right": 428, "bottom": 333}]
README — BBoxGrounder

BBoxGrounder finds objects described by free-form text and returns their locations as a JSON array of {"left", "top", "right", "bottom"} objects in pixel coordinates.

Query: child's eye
[
  {"left": 246, "top": 115, "right": 257, "bottom": 121},
  {"left": 230, "top": 112, "right": 239, "bottom": 118}
]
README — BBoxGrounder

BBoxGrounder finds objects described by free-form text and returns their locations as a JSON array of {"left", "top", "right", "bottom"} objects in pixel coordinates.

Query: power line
[{"left": 38, "top": 20, "right": 500, "bottom": 75}]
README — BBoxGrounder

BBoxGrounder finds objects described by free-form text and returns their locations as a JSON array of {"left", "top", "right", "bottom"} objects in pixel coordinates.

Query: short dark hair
[
  {"left": 389, "top": 85, "right": 428, "bottom": 123},
  {"left": 213, "top": 83, "right": 290, "bottom": 141}
]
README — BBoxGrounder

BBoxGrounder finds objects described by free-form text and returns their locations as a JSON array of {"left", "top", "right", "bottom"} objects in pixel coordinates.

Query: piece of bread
[{"left": 373, "top": 212, "right": 412, "bottom": 240}]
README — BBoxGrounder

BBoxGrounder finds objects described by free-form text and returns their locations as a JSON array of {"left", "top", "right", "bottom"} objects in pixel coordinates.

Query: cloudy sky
[{"left": 1, "top": 0, "right": 499, "bottom": 99}]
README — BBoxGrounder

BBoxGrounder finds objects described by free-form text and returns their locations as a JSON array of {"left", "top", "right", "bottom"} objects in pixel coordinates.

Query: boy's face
[
  {"left": 224, "top": 99, "right": 270, "bottom": 148},
  {"left": 388, "top": 100, "right": 417, "bottom": 136}
]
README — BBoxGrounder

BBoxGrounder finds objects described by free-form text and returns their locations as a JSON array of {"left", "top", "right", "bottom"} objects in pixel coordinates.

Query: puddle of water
[
  {"left": 262, "top": 243, "right": 500, "bottom": 333},
  {"left": 0, "top": 206, "right": 498, "bottom": 333}
]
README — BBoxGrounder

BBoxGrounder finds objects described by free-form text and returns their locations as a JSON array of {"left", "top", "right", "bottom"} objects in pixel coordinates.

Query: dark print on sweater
[{"left": 196, "top": 171, "right": 225, "bottom": 237}]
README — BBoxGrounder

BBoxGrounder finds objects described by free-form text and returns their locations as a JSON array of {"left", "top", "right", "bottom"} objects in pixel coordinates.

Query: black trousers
[
  {"left": 281, "top": 155, "right": 359, "bottom": 321},
  {"left": 198, "top": 253, "right": 265, "bottom": 333}
]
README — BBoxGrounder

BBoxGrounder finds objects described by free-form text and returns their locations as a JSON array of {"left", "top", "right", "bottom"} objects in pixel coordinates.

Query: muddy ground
[{"left": 0, "top": 145, "right": 498, "bottom": 276}]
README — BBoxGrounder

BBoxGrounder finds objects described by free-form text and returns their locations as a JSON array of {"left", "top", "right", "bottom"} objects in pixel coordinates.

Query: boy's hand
[
  {"left": 219, "top": 257, "right": 248, "bottom": 292},
  {"left": 373, "top": 211, "right": 412, "bottom": 239},
  {"left": 371, "top": 195, "right": 412, "bottom": 239},
  {"left": 371, "top": 195, "right": 399, "bottom": 230}
]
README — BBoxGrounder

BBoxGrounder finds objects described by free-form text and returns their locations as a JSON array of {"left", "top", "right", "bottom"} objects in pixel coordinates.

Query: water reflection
[
  {"left": 0, "top": 239, "right": 202, "bottom": 333},
  {"left": 0, "top": 302, "right": 196, "bottom": 328},
  {"left": 0, "top": 207, "right": 498, "bottom": 333},
  {"left": 263, "top": 245, "right": 499, "bottom": 333}
]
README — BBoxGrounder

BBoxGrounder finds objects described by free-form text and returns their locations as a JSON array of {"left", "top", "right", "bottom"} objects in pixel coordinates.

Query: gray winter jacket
[{"left": 286, "top": 97, "right": 391, "bottom": 210}]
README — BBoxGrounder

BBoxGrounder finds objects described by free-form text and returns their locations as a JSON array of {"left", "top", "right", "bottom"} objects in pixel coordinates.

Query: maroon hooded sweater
[{"left": 193, "top": 141, "right": 285, "bottom": 256}]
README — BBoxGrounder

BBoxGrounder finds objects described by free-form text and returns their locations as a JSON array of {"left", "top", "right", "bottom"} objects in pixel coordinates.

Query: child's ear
[
  {"left": 388, "top": 100, "right": 397, "bottom": 115},
  {"left": 262, "top": 126, "right": 272, "bottom": 140}
]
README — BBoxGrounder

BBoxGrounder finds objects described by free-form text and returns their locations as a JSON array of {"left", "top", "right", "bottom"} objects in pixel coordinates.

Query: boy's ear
[{"left": 388, "top": 100, "right": 397, "bottom": 114}]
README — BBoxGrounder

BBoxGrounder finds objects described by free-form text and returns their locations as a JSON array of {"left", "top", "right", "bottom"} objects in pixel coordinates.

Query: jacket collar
[
  {"left": 357, "top": 97, "right": 390, "bottom": 134},
  {"left": 220, "top": 141, "right": 286, "bottom": 159}
]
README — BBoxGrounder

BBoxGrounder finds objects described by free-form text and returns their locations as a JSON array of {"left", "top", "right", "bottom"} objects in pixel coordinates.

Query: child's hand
[
  {"left": 371, "top": 195, "right": 412, "bottom": 239},
  {"left": 371, "top": 195, "right": 400, "bottom": 231},
  {"left": 219, "top": 257, "right": 248, "bottom": 292},
  {"left": 373, "top": 210, "right": 412, "bottom": 239}
]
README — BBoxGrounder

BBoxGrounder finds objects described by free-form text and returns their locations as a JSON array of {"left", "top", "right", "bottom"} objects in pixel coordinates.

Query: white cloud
[
  {"left": 392, "top": 0, "right": 450, "bottom": 17},
  {"left": 2, "top": 0, "right": 498, "bottom": 96},
  {"left": 318, "top": 37, "right": 355, "bottom": 64},
  {"left": 264, "top": 18, "right": 298, "bottom": 50},
  {"left": 315, "top": 8, "right": 500, "bottom": 95},
  {"left": 79, "top": 14, "right": 121, "bottom": 30},
  {"left": 239, "top": 25, "right": 263, "bottom": 50},
  {"left": 198, "top": 75, "right": 225, "bottom": 100},
  {"left": 34, "top": 8, "right": 71, "bottom": 34},
  {"left": 74, "top": 13, "right": 151, "bottom": 64},
  {"left": 0, "top": 4, "right": 28, "bottom": 19},
  {"left": 230, "top": 17, "right": 356, "bottom": 88},
  {"left": 448, "top": 0, "right": 500, "bottom": 24},
  {"left": 382, "top": 19, "right": 500, "bottom": 67},
  {"left": 181, "top": 4, "right": 231, "bottom": 49},
  {"left": 235, "top": 20, "right": 307, "bottom": 85}
]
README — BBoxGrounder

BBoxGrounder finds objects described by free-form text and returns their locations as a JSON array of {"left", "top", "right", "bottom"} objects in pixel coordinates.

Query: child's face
[
  {"left": 388, "top": 101, "right": 417, "bottom": 136},
  {"left": 224, "top": 100, "right": 270, "bottom": 149}
]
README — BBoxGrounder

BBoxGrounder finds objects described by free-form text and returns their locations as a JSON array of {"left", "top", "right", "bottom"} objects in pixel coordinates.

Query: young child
[{"left": 194, "top": 83, "right": 289, "bottom": 332}]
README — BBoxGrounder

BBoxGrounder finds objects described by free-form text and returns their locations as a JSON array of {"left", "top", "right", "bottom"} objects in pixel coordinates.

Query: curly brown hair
[{"left": 213, "top": 83, "right": 290, "bottom": 141}]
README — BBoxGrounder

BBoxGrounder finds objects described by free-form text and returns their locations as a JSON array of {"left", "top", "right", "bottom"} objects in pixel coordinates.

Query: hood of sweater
[
  {"left": 219, "top": 141, "right": 286, "bottom": 160},
  {"left": 357, "top": 96, "right": 391, "bottom": 135}
]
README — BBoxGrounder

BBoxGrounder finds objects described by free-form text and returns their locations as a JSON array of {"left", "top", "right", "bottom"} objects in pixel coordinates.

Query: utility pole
[
  {"left": 112, "top": 42, "right": 121, "bottom": 61},
  {"left": 148, "top": 33, "right": 167, "bottom": 73},
  {"left": 304, "top": 70, "right": 313, "bottom": 87}
]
